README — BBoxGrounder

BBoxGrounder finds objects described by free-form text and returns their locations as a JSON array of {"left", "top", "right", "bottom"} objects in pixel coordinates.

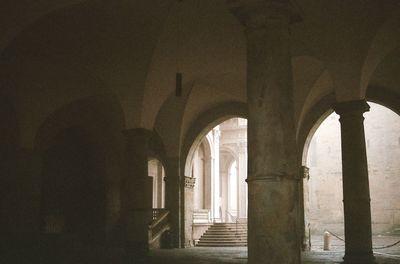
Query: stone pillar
[
  {"left": 237, "top": 147, "right": 247, "bottom": 219},
  {"left": 204, "top": 157, "right": 212, "bottom": 210},
  {"left": 334, "top": 100, "right": 376, "bottom": 264},
  {"left": 212, "top": 127, "right": 221, "bottom": 221},
  {"left": 184, "top": 176, "right": 196, "bottom": 247},
  {"left": 122, "top": 128, "right": 153, "bottom": 262},
  {"left": 300, "top": 166, "right": 311, "bottom": 251},
  {"left": 165, "top": 156, "right": 181, "bottom": 247},
  {"left": 157, "top": 161, "right": 164, "bottom": 208},
  {"left": 229, "top": 1, "right": 301, "bottom": 263}
]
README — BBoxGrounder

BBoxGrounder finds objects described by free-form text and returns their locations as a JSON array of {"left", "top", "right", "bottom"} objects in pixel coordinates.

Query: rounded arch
[
  {"left": 40, "top": 125, "right": 106, "bottom": 242},
  {"left": 360, "top": 9, "right": 400, "bottom": 96},
  {"left": 34, "top": 95, "right": 125, "bottom": 152},
  {"left": 297, "top": 94, "right": 336, "bottom": 166},
  {"left": 298, "top": 86, "right": 400, "bottom": 167},
  {"left": 181, "top": 101, "right": 247, "bottom": 177},
  {"left": 219, "top": 145, "right": 239, "bottom": 173},
  {"left": 148, "top": 130, "right": 168, "bottom": 170},
  {"left": 366, "top": 86, "right": 400, "bottom": 117},
  {"left": 34, "top": 95, "right": 126, "bottom": 244},
  {"left": 200, "top": 136, "right": 213, "bottom": 163}
]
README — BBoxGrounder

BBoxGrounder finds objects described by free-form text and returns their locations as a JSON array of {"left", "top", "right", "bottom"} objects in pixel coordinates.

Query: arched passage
[
  {"left": 302, "top": 101, "right": 400, "bottom": 250},
  {"left": 148, "top": 158, "right": 166, "bottom": 209},
  {"left": 40, "top": 127, "right": 106, "bottom": 244},
  {"left": 184, "top": 117, "right": 248, "bottom": 247}
]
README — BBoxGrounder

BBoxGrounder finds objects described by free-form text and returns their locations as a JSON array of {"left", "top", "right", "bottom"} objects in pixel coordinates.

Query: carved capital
[
  {"left": 184, "top": 176, "right": 196, "bottom": 189},
  {"left": 227, "top": 0, "right": 302, "bottom": 29},
  {"left": 333, "top": 100, "right": 370, "bottom": 125},
  {"left": 300, "top": 166, "right": 309, "bottom": 180},
  {"left": 333, "top": 100, "right": 370, "bottom": 117}
]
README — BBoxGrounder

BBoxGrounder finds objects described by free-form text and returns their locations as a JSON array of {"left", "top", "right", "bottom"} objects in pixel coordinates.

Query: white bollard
[{"left": 323, "top": 231, "right": 331, "bottom": 251}]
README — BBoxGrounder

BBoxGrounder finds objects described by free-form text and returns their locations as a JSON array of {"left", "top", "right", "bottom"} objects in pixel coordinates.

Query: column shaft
[
  {"left": 334, "top": 100, "right": 375, "bottom": 264},
  {"left": 233, "top": 2, "right": 300, "bottom": 263},
  {"left": 238, "top": 151, "right": 247, "bottom": 219}
]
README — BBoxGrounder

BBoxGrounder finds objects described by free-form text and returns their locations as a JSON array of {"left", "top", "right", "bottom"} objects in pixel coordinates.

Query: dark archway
[{"left": 40, "top": 127, "right": 106, "bottom": 244}]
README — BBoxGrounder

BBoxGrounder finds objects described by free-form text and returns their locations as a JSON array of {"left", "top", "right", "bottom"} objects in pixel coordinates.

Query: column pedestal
[{"left": 334, "top": 100, "right": 376, "bottom": 264}]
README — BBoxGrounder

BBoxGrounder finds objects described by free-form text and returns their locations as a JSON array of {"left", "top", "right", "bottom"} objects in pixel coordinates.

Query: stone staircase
[{"left": 196, "top": 223, "right": 247, "bottom": 247}]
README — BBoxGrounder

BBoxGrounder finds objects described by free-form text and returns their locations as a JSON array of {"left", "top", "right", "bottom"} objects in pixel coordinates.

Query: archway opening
[
  {"left": 187, "top": 117, "right": 248, "bottom": 247},
  {"left": 40, "top": 127, "right": 106, "bottom": 244},
  {"left": 303, "top": 102, "right": 400, "bottom": 251},
  {"left": 148, "top": 159, "right": 165, "bottom": 209}
]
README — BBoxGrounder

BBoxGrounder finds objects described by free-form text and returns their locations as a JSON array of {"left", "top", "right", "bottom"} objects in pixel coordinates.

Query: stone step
[
  {"left": 197, "top": 242, "right": 247, "bottom": 247},
  {"left": 204, "top": 234, "right": 247, "bottom": 237},
  {"left": 196, "top": 222, "right": 248, "bottom": 247},
  {"left": 208, "top": 226, "right": 247, "bottom": 229},
  {"left": 205, "top": 230, "right": 247, "bottom": 234},
  {"left": 199, "top": 239, "right": 247, "bottom": 242},
  {"left": 201, "top": 234, "right": 247, "bottom": 237}
]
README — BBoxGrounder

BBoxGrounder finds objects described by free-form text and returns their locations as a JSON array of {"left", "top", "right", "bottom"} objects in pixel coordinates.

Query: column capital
[
  {"left": 184, "top": 176, "right": 196, "bottom": 189},
  {"left": 333, "top": 100, "right": 370, "bottom": 117},
  {"left": 299, "top": 165, "right": 309, "bottom": 180},
  {"left": 227, "top": 0, "right": 302, "bottom": 29}
]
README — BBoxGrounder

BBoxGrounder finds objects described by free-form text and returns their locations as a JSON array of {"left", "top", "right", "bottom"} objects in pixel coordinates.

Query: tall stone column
[
  {"left": 334, "top": 100, "right": 376, "bottom": 264},
  {"left": 183, "top": 176, "right": 196, "bottom": 247},
  {"left": 300, "top": 166, "right": 310, "bottom": 251},
  {"left": 204, "top": 157, "right": 212, "bottom": 210},
  {"left": 157, "top": 161, "right": 164, "bottom": 208},
  {"left": 229, "top": 1, "right": 300, "bottom": 263},
  {"left": 211, "top": 127, "right": 221, "bottom": 221},
  {"left": 165, "top": 156, "right": 181, "bottom": 247},
  {"left": 237, "top": 147, "right": 247, "bottom": 219},
  {"left": 122, "top": 128, "right": 153, "bottom": 262}
]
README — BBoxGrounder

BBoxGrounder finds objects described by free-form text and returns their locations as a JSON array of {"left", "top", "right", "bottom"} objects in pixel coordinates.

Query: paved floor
[
  {"left": 3, "top": 235, "right": 399, "bottom": 263},
  {"left": 148, "top": 235, "right": 400, "bottom": 264}
]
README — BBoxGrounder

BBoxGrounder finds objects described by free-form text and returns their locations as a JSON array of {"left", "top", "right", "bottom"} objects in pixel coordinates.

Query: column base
[{"left": 342, "top": 252, "right": 376, "bottom": 264}]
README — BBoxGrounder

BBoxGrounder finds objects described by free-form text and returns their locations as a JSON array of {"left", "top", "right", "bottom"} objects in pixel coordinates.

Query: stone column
[
  {"left": 122, "top": 128, "right": 153, "bottom": 262},
  {"left": 334, "top": 100, "right": 376, "bottom": 264},
  {"left": 212, "top": 127, "right": 221, "bottom": 222},
  {"left": 204, "top": 157, "right": 212, "bottom": 210},
  {"left": 300, "top": 166, "right": 310, "bottom": 251},
  {"left": 157, "top": 161, "right": 164, "bottom": 208},
  {"left": 229, "top": 1, "right": 301, "bottom": 263},
  {"left": 220, "top": 169, "right": 228, "bottom": 222},
  {"left": 165, "top": 156, "right": 181, "bottom": 247},
  {"left": 237, "top": 146, "right": 247, "bottom": 219},
  {"left": 184, "top": 176, "right": 196, "bottom": 247}
]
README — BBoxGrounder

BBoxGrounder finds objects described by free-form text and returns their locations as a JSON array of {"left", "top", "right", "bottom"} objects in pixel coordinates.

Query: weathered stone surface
[{"left": 229, "top": 1, "right": 301, "bottom": 262}]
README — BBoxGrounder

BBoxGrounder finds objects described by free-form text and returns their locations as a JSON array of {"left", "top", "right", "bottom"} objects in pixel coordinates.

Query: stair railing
[
  {"left": 226, "top": 210, "right": 240, "bottom": 235},
  {"left": 148, "top": 208, "right": 170, "bottom": 245}
]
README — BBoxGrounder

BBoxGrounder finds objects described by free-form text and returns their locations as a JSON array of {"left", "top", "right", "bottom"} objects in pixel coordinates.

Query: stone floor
[
  {"left": 3, "top": 235, "right": 400, "bottom": 263},
  {"left": 148, "top": 235, "right": 400, "bottom": 264}
]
